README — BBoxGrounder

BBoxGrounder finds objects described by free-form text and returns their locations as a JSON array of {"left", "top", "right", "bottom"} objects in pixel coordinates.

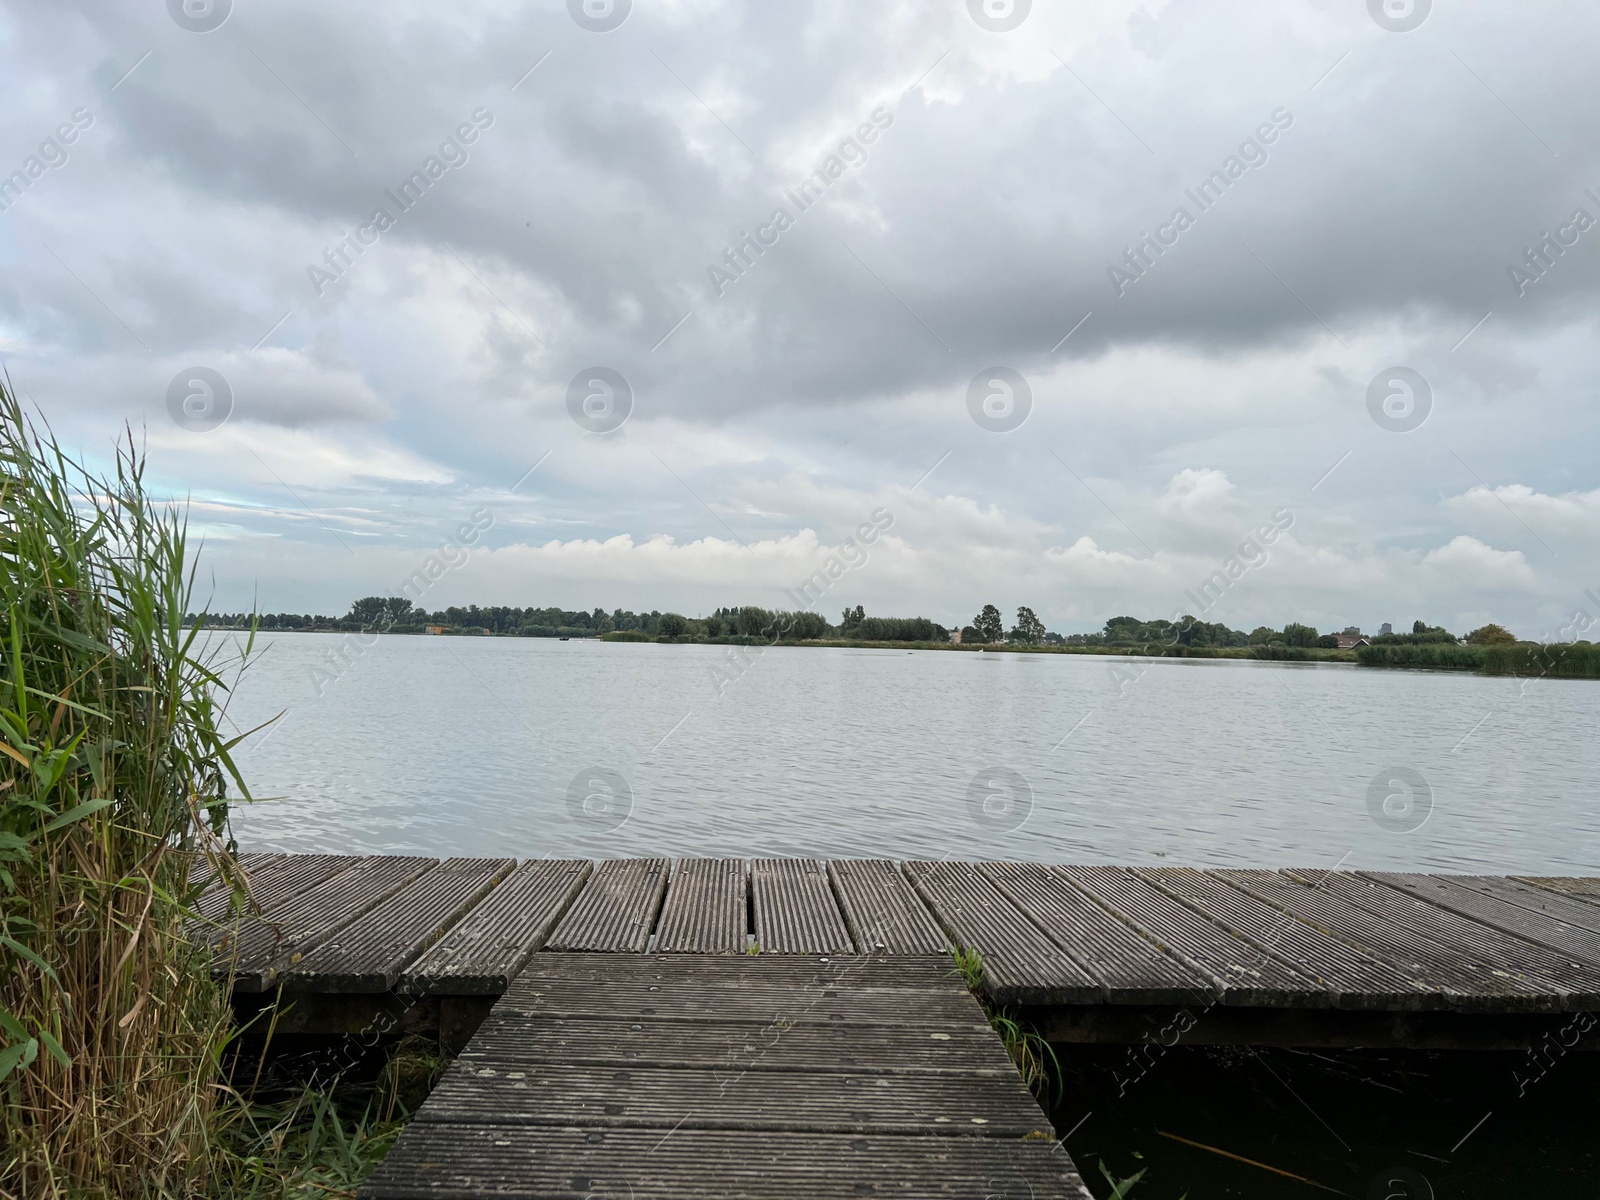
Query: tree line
[{"left": 188, "top": 600, "right": 1524, "bottom": 650}]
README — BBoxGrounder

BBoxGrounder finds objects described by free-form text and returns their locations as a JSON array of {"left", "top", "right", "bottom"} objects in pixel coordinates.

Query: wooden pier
[
  {"left": 360, "top": 953, "right": 1088, "bottom": 1199},
  {"left": 200, "top": 856, "right": 1600, "bottom": 1197},
  {"left": 204, "top": 855, "right": 1600, "bottom": 1015}
]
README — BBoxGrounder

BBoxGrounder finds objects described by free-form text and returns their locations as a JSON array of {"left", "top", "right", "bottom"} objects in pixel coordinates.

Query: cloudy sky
[{"left": 3, "top": 0, "right": 1596, "bottom": 637}]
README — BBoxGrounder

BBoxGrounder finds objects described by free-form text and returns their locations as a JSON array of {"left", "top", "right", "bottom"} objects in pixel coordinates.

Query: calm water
[{"left": 221, "top": 634, "right": 1600, "bottom": 872}]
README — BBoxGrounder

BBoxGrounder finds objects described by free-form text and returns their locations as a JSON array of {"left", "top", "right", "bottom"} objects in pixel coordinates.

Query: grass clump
[
  {"left": 215, "top": 1036, "right": 446, "bottom": 1199},
  {"left": 0, "top": 383, "right": 259, "bottom": 1196},
  {"left": 948, "top": 946, "right": 1060, "bottom": 1101}
]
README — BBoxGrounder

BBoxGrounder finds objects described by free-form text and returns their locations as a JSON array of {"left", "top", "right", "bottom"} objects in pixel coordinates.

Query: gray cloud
[{"left": 1, "top": 0, "right": 1595, "bottom": 633}]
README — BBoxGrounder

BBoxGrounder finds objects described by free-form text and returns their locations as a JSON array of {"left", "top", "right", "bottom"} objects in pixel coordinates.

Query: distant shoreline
[
  {"left": 194, "top": 624, "right": 1600, "bottom": 678},
  {"left": 196, "top": 623, "right": 1360, "bottom": 662}
]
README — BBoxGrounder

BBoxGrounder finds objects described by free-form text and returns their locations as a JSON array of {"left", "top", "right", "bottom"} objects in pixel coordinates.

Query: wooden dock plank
[
  {"left": 1453, "top": 875, "right": 1600, "bottom": 935},
  {"left": 1365, "top": 872, "right": 1600, "bottom": 970},
  {"left": 360, "top": 1127, "right": 1086, "bottom": 1200},
  {"left": 829, "top": 859, "right": 950, "bottom": 954},
  {"left": 906, "top": 861, "right": 1101, "bottom": 1005},
  {"left": 400, "top": 859, "right": 590, "bottom": 994},
  {"left": 419, "top": 1060, "right": 1051, "bottom": 1136},
  {"left": 751, "top": 858, "right": 854, "bottom": 954},
  {"left": 512, "top": 953, "right": 951, "bottom": 990},
  {"left": 1062, "top": 865, "right": 1324, "bottom": 1006},
  {"left": 983, "top": 862, "right": 1210, "bottom": 1004},
  {"left": 279, "top": 858, "right": 514, "bottom": 992},
  {"left": 459, "top": 1011, "right": 1015, "bottom": 1076},
  {"left": 545, "top": 858, "right": 669, "bottom": 952},
  {"left": 498, "top": 975, "right": 980, "bottom": 1028},
  {"left": 192, "top": 851, "right": 285, "bottom": 920},
  {"left": 1295, "top": 871, "right": 1600, "bottom": 1004},
  {"left": 1516, "top": 876, "right": 1600, "bottom": 904},
  {"left": 501, "top": 955, "right": 984, "bottom": 1027},
  {"left": 653, "top": 858, "right": 748, "bottom": 953},
  {"left": 1219, "top": 870, "right": 1561, "bottom": 1011},
  {"left": 218, "top": 856, "right": 438, "bottom": 991},
  {"left": 1137, "top": 867, "right": 1431, "bottom": 1008},
  {"left": 197, "top": 853, "right": 359, "bottom": 929}
]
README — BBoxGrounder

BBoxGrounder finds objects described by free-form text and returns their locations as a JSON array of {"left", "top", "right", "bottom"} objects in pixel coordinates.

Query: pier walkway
[
  {"left": 202, "top": 855, "right": 1600, "bottom": 1015},
  {"left": 357, "top": 953, "right": 1089, "bottom": 1199},
  {"left": 202, "top": 856, "right": 1600, "bottom": 1197}
]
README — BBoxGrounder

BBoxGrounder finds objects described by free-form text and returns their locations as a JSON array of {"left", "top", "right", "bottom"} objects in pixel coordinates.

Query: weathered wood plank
[
  {"left": 1293, "top": 871, "right": 1600, "bottom": 1004},
  {"left": 196, "top": 854, "right": 357, "bottom": 930},
  {"left": 459, "top": 1011, "right": 1015, "bottom": 1076},
  {"left": 1365, "top": 872, "right": 1600, "bottom": 970},
  {"left": 830, "top": 859, "right": 949, "bottom": 954},
  {"left": 545, "top": 858, "right": 669, "bottom": 952},
  {"left": 1219, "top": 870, "right": 1561, "bottom": 1011},
  {"left": 1062, "top": 865, "right": 1324, "bottom": 1006},
  {"left": 983, "top": 862, "right": 1210, "bottom": 1004},
  {"left": 906, "top": 861, "right": 1101, "bottom": 1005},
  {"left": 400, "top": 859, "right": 590, "bottom": 994},
  {"left": 279, "top": 858, "right": 514, "bottom": 992},
  {"left": 653, "top": 858, "right": 747, "bottom": 953},
  {"left": 418, "top": 1059, "right": 1053, "bottom": 1136},
  {"left": 1137, "top": 867, "right": 1430, "bottom": 1009},
  {"left": 1476, "top": 876, "right": 1600, "bottom": 929},
  {"left": 360, "top": 1127, "right": 1088, "bottom": 1200},
  {"left": 751, "top": 858, "right": 854, "bottom": 954},
  {"left": 499, "top": 969, "right": 980, "bottom": 1028},
  {"left": 513, "top": 953, "right": 949, "bottom": 989},
  {"left": 192, "top": 851, "right": 284, "bottom": 918},
  {"left": 1516, "top": 876, "right": 1600, "bottom": 904},
  {"left": 218, "top": 856, "right": 439, "bottom": 991}
]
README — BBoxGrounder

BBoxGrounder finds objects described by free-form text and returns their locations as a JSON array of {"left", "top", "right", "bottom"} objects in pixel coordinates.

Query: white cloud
[{"left": 1420, "top": 536, "right": 1537, "bottom": 591}]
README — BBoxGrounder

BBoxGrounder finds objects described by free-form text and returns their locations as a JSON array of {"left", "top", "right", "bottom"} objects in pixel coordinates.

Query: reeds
[
  {"left": 1355, "top": 642, "right": 1486, "bottom": 670},
  {"left": 1480, "top": 641, "right": 1600, "bottom": 680},
  {"left": 0, "top": 382, "right": 256, "bottom": 1196}
]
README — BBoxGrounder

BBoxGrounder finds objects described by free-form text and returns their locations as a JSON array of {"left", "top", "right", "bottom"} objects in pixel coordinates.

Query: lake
[{"left": 224, "top": 633, "right": 1600, "bottom": 873}]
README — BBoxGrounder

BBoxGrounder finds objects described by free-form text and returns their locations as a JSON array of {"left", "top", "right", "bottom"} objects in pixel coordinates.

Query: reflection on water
[
  {"left": 1056, "top": 1044, "right": 1600, "bottom": 1199},
  {"left": 225, "top": 634, "right": 1600, "bottom": 872}
]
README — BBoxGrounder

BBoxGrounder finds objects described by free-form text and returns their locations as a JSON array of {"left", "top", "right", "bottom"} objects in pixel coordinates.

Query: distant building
[
  {"left": 1379, "top": 622, "right": 1393, "bottom": 636},
  {"left": 425, "top": 625, "right": 446, "bottom": 635},
  {"left": 1334, "top": 633, "right": 1370, "bottom": 649},
  {"left": 948, "top": 629, "right": 962, "bottom": 644}
]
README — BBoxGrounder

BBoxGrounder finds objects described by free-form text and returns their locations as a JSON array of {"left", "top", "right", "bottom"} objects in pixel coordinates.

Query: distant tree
[
  {"left": 1247, "top": 626, "right": 1278, "bottom": 645},
  {"left": 348, "top": 596, "right": 390, "bottom": 626},
  {"left": 658, "top": 612, "right": 687, "bottom": 637},
  {"left": 1281, "top": 622, "right": 1319, "bottom": 648},
  {"left": 1466, "top": 623, "right": 1517, "bottom": 646},
  {"left": 840, "top": 605, "right": 865, "bottom": 632},
  {"left": 1103, "top": 615, "right": 1143, "bottom": 643},
  {"left": 1009, "top": 606, "right": 1047, "bottom": 644},
  {"left": 960, "top": 625, "right": 979, "bottom": 643},
  {"left": 787, "top": 611, "right": 830, "bottom": 640},
  {"left": 972, "top": 604, "right": 1004, "bottom": 643},
  {"left": 1316, "top": 634, "right": 1340, "bottom": 648}
]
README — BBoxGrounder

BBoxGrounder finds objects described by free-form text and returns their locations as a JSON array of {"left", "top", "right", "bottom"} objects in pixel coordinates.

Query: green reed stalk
[{"left": 0, "top": 382, "right": 258, "bottom": 1196}]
